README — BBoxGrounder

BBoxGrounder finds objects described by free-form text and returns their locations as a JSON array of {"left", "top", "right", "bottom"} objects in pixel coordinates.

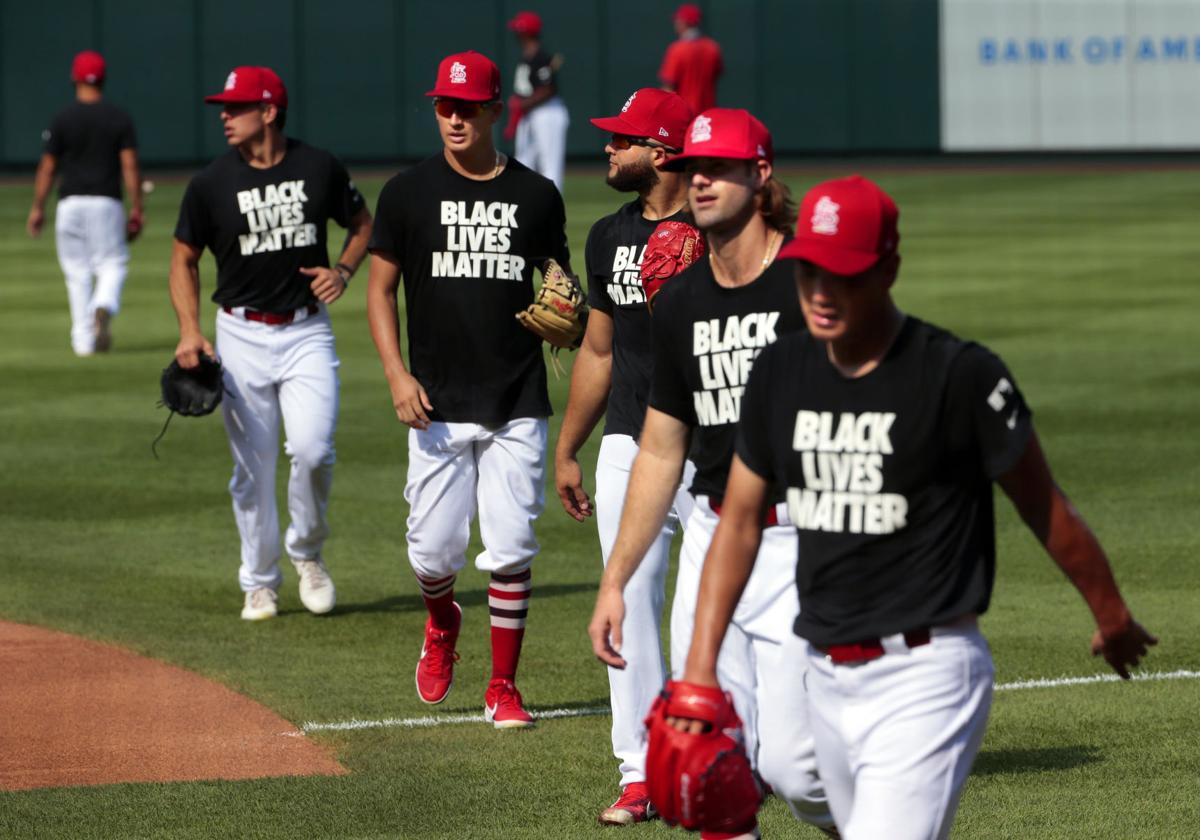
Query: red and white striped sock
[
  {"left": 489, "top": 569, "right": 531, "bottom": 682},
  {"left": 416, "top": 573, "right": 459, "bottom": 630}
]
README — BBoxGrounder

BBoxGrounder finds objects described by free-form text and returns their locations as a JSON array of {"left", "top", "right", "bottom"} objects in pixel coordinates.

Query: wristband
[{"left": 335, "top": 262, "right": 353, "bottom": 285}]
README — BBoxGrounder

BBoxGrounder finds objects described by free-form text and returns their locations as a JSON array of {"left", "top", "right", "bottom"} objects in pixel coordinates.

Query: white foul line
[{"left": 299, "top": 669, "right": 1200, "bottom": 734}]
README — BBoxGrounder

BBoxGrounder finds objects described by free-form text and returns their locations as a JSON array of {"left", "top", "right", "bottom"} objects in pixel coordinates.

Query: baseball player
[
  {"left": 366, "top": 51, "right": 570, "bottom": 729},
  {"left": 507, "top": 11, "right": 570, "bottom": 192},
  {"left": 28, "top": 50, "right": 143, "bottom": 357},
  {"left": 674, "top": 175, "right": 1157, "bottom": 839},
  {"left": 553, "top": 87, "right": 694, "bottom": 824},
  {"left": 169, "top": 66, "right": 372, "bottom": 621},
  {"left": 588, "top": 108, "right": 835, "bottom": 838},
  {"left": 659, "top": 4, "right": 724, "bottom": 115}
]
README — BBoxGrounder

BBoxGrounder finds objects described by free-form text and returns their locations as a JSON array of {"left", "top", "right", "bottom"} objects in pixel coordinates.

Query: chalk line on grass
[{"left": 298, "top": 669, "right": 1198, "bottom": 734}]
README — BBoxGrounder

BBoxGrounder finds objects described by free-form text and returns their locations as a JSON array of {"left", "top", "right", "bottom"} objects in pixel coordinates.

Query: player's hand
[
  {"left": 1091, "top": 616, "right": 1157, "bottom": 680},
  {"left": 589, "top": 584, "right": 627, "bottom": 669},
  {"left": 301, "top": 266, "right": 347, "bottom": 304},
  {"left": 175, "top": 331, "right": 216, "bottom": 370},
  {"left": 667, "top": 668, "right": 721, "bottom": 732},
  {"left": 126, "top": 208, "right": 144, "bottom": 242},
  {"left": 26, "top": 207, "right": 44, "bottom": 238},
  {"left": 555, "top": 455, "right": 592, "bottom": 521},
  {"left": 388, "top": 370, "right": 433, "bottom": 430}
]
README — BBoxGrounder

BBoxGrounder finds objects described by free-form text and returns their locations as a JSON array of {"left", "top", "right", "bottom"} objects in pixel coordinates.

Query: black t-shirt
[
  {"left": 174, "top": 139, "right": 365, "bottom": 313},
  {"left": 514, "top": 49, "right": 558, "bottom": 102},
  {"left": 649, "top": 256, "right": 805, "bottom": 501},
  {"left": 586, "top": 200, "right": 690, "bottom": 439},
  {"left": 43, "top": 101, "right": 137, "bottom": 201},
  {"left": 369, "top": 154, "right": 569, "bottom": 424},
  {"left": 736, "top": 317, "right": 1034, "bottom": 647}
]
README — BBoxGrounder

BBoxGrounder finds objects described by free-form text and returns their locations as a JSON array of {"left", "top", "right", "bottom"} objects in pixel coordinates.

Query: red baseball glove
[
  {"left": 644, "top": 680, "right": 762, "bottom": 833},
  {"left": 640, "top": 220, "right": 705, "bottom": 311}
]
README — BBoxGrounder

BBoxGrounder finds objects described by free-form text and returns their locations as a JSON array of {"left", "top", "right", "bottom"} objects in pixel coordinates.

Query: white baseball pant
[
  {"left": 215, "top": 305, "right": 339, "bottom": 592},
  {"left": 404, "top": 417, "right": 547, "bottom": 578},
  {"left": 804, "top": 620, "right": 993, "bottom": 840},
  {"left": 672, "top": 496, "right": 835, "bottom": 831},
  {"left": 515, "top": 97, "right": 569, "bottom": 192},
  {"left": 54, "top": 195, "right": 128, "bottom": 355},
  {"left": 594, "top": 433, "right": 695, "bottom": 786}
]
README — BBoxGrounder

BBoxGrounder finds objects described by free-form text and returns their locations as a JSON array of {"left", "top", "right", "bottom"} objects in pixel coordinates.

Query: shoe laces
[
  {"left": 487, "top": 679, "right": 525, "bottom": 712},
  {"left": 296, "top": 559, "right": 331, "bottom": 589},
  {"left": 249, "top": 588, "right": 276, "bottom": 609},
  {"left": 613, "top": 783, "right": 649, "bottom": 809},
  {"left": 423, "top": 626, "right": 460, "bottom": 677}
]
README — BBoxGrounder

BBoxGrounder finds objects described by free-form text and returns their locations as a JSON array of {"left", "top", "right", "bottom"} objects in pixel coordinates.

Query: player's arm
[
  {"left": 168, "top": 238, "right": 215, "bottom": 369},
  {"left": 366, "top": 250, "right": 432, "bottom": 430},
  {"left": 27, "top": 153, "right": 57, "bottom": 237},
  {"left": 554, "top": 309, "right": 614, "bottom": 521},
  {"left": 588, "top": 407, "right": 690, "bottom": 667},
  {"left": 998, "top": 430, "right": 1157, "bottom": 679},
  {"left": 304, "top": 205, "right": 373, "bottom": 305},
  {"left": 119, "top": 148, "right": 144, "bottom": 241}
]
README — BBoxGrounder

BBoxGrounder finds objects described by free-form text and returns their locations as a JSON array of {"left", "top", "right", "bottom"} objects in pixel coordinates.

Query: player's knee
[
  {"left": 288, "top": 438, "right": 335, "bottom": 472},
  {"left": 758, "top": 755, "right": 832, "bottom": 828}
]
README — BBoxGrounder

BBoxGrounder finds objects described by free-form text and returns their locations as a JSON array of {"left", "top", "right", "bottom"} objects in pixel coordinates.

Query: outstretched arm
[
  {"left": 588, "top": 407, "right": 690, "bottom": 667},
  {"left": 554, "top": 309, "right": 614, "bottom": 521},
  {"left": 998, "top": 430, "right": 1157, "bottom": 678}
]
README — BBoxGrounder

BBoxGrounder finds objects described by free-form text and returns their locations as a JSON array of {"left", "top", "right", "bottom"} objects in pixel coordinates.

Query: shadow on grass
[
  {"left": 972, "top": 745, "right": 1103, "bottom": 776},
  {"left": 324, "top": 581, "right": 597, "bottom": 617}
]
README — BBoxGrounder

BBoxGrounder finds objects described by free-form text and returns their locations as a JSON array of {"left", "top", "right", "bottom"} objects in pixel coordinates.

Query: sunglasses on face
[
  {"left": 433, "top": 98, "right": 498, "bottom": 119},
  {"left": 609, "top": 134, "right": 679, "bottom": 153}
]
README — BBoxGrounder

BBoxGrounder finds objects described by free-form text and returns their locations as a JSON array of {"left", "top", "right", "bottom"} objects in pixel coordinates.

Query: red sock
[
  {"left": 416, "top": 573, "right": 459, "bottom": 629},
  {"left": 489, "top": 569, "right": 531, "bottom": 682}
]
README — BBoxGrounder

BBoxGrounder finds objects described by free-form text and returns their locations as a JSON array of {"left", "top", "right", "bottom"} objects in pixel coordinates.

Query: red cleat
[
  {"left": 415, "top": 603, "right": 461, "bottom": 704},
  {"left": 599, "top": 782, "right": 658, "bottom": 826},
  {"left": 484, "top": 678, "right": 534, "bottom": 729}
]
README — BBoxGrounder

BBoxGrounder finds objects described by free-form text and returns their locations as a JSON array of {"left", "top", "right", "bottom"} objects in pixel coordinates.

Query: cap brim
[
  {"left": 424, "top": 87, "right": 496, "bottom": 101},
  {"left": 659, "top": 147, "right": 757, "bottom": 172},
  {"left": 204, "top": 93, "right": 260, "bottom": 104},
  {"left": 589, "top": 115, "right": 652, "bottom": 138},
  {"left": 777, "top": 238, "right": 881, "bottom": 276}
]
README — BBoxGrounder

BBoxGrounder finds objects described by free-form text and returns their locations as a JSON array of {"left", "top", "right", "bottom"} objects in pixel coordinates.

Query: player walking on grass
[
  {"left": 588, "top": 108, "right": 836, "bottom": 838},
  {"left": 367, "top": 51, "right": 570, "bottom": 729},
  {"left": 28, "top": 51, "right": 143, "bottom": 357},
  {"left": 673, "top": 175, "right": 1156, "bottom": 839},
  {"left": 169, "top": 66, "right": 372, "bottom": 621},
  {"left": 553, "top": 87, "right": 694, "bottom": 825}
]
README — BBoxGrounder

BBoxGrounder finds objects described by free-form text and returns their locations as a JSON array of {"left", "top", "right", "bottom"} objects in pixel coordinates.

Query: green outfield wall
[{"left": 0, "top": 0, "right": 940, "bottom": 167}]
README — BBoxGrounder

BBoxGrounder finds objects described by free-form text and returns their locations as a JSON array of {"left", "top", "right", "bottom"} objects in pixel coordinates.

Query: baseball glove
[
  {"left": 152, "top": 354, "right": 225, "bottom": 458},
  {"left": 644, "top": 680, "right": 762, "bottom": 833},
  {"left": 640, "top": 220, "right": 705, "bottom": 312},
  {"left": 515, "top": 258, "right": 588, "bottom": 350}
]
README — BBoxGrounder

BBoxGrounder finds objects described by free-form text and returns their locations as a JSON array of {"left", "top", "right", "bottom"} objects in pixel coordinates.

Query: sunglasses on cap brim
[{"left": 433, "top": 98, "right": 500, "bottom": 119}]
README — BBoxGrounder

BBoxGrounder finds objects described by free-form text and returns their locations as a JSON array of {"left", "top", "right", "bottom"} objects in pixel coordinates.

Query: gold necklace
[{"left": 709, "top": 229, "right": 780, "bottom": 282}]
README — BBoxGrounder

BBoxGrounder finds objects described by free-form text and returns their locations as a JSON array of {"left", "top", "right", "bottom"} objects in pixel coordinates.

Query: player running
[
  {"left": 553, "top": 87, "right": 694, "bottom": 825},
  {"left": 367, "top": 51, "right": 570, "bottom": 729},
  {"left": 674, "top": 175, "right": 1156, "bottom": 839},
  {"left": 587, "top": 108, "right": 835, "bottom": 838},
  {"left": 169, "top": 66, "right": 372, "bottom": 621}
]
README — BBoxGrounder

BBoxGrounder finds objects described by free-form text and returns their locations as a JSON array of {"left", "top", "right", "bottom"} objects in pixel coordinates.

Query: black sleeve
[
  {"left": 734, "top": 343, "right": 778, "bottom": 481},
  {"left": 327, "top": 154, "right": 365, "bottom": 227},
  {"left": 946, "top": 343, "right": 1034, "bottom": 480},
  {"left": 173, "top": 177, "right": 212, "bottom": 250},
  {"left": 647, "top": 290, "right": 696, "bottom": 425},
  {"left": 43, "top": 114, "right": 64, "bottom": 156},
  {"left": 118, "top": 111, "right": 137, "bottom": 151},
  {"left": 584, "top": 222, "right": 613, "bottom": 314},
  {"left": 368, "top": 176, "right": 404, "bottom": 259}
]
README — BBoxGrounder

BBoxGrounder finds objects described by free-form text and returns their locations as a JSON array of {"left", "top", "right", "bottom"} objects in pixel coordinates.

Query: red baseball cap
[
  {"left": 660, "top": 108, "right": 773, "bottom": 171},
  {"left": 508, "top": 11, "right": 542, "bottom": 37},
  {"left": 590, "top": 88, "right": 694, "bottom": 149},
  {"left": 425, "top": 51, "right": 501, "bottom": 102},
  {"left": 71, "top": 51, "right": 106, "bottom": 84},
  {"left": 675, "top": 3, "right": 702, "bottom": 27},
  {"left": 204, "top": 67, "right": 289, "bottom": 109},
  {"left": 778, "top": 176, "right": 901, "bottom": 276}
]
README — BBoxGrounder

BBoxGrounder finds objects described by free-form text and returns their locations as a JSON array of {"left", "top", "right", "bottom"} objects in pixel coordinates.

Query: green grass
[{"left": 1, "top": 163, "right": 1198, "bottom": 838}]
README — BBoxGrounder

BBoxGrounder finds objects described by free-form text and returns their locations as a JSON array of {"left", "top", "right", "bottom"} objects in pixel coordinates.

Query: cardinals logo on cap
[
  {"left": 224, "top": 71, "right": 237, "bottom": 90},
  {"left": 691, "top": 115, "right": 713, "bottom": 143},
  {"left": 811, "top": 196, "right": 840, "bottom": 235},
  {"left": 659, "top": 127, "right": 670, "bottom": 137},
  {"left": 622, "top": 91, "right": 637, "bottom": 112},
  {"left": 450, "top": 61, "right": 467, "bottom": 84}
]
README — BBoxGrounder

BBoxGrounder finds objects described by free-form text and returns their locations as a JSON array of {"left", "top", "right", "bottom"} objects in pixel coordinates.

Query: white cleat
[
  {"left": 292, "top": 557, "right": 336, "bottom": 615},
  {"left": 241, "top": 587, "right": 278, "bottom": 621}
]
